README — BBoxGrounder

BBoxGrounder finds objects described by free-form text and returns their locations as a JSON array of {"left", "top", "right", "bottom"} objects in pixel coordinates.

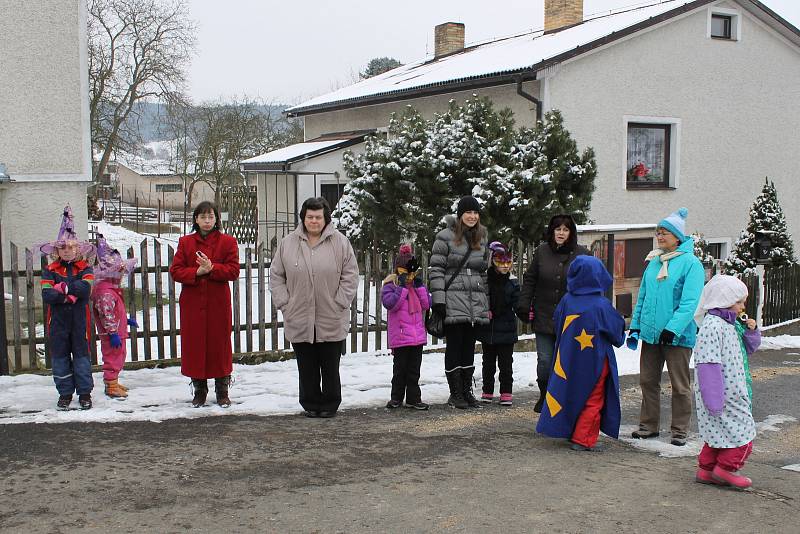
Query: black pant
[
  {"left": 481, "top": 343, "right": 514, "bottom": 395},
  {"left": 444, "top": 323, "right": 478, "bottom": 373},
  {"left": 294, "top": 341, "right": 343, "bottom": 413},
  {"left": 390, "top": 345, "right": 423, "bottom": 404}
]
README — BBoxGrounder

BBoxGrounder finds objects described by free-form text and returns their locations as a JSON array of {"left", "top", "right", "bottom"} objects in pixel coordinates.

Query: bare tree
[{"left": 89, "top": 0, "right": 196, "bottom": 180}]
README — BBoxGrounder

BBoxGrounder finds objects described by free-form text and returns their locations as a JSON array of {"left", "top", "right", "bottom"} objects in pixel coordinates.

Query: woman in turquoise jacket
[{"left": 628, "top": 208, "right": 705, "bottom": 446}]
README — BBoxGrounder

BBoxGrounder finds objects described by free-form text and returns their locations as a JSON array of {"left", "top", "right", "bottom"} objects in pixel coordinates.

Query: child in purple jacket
[{"left": 382, "top": 244, "right": 431, "bottom": 410}]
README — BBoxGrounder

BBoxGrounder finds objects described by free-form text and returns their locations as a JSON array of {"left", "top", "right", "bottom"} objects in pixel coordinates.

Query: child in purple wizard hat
[
  {"left": 91, "top": 234, "right": 138, "bottom": 398},
  {"left": 38, "top": 205, "right": 97, "bottom": 410}
]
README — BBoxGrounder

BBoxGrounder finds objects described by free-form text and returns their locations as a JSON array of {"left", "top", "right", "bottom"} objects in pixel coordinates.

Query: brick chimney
[
  {"left": 544, "top": 0, "right": 583, "bottom": 33},
  {"left": 434, "top": 22, "right": 465, "bottom": 58}
]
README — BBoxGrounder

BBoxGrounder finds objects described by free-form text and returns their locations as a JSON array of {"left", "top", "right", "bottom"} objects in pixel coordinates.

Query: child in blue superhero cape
[{"left": 536, "top": 255, "right": 626, "bottom": 451}]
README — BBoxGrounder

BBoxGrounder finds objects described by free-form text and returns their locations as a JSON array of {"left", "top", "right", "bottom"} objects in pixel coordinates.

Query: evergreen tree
[
  {"left": 691, "top": 232, "right": 715, "bottom": 265},
  {"left": 723, "top": 178, "right": 796, "bottom": 275},
  {"left": 360, "top": 57, "right": 403, "bottom": 79}
]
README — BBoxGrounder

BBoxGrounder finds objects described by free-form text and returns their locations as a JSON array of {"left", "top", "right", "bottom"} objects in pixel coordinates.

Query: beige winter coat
[{"left": 269, "top": 223, "right": 359, "bottom": 343}]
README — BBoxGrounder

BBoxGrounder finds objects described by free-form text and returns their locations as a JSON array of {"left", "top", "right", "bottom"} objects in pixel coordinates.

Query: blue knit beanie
[{"left": 658, "top": 207, "right": 689, "bottom": 243}]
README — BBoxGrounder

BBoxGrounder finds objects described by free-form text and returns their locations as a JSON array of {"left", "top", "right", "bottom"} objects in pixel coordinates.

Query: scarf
[{"left": 644, "top": 248, "right": 684, "bottom": 281}]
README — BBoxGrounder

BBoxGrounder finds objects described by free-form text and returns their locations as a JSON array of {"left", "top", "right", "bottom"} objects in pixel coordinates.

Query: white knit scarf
[{"left": 644, "top": 248, "right": 684, "bottom": 281}]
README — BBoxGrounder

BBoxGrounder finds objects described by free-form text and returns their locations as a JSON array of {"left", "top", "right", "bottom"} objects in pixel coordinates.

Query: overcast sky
[{"left": 186, "top": 0, "right": 800, "bottom": 105}]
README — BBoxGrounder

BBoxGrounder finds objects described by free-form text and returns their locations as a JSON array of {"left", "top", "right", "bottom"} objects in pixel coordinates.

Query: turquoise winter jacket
[{"left": 630, "top": 238, "right": 705, "bottom": 348}]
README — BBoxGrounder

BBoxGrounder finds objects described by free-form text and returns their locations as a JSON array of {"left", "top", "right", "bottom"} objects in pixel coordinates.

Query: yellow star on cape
[
  {"left": 545, "top": 391, "right": 562, "bottom": 416},
  {"left": 574, "top": 329, "right": 594, "bottom": 350}
]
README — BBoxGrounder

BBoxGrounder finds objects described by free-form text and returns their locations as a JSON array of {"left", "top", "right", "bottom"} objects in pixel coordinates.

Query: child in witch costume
[
  {"left": 91, "top": 235, "right": 138, "bottom": 399},
  {"left": 536, "top": 255, "right": 626, "bottom": 451},
  {"left": 382, "top": 244, "right": 431, "bottom": 410},
  {"left": 693, "top": 275, "right": 761, "bottom": 490},
  {"left": 477, "top": 242, "right": 520, "bottom": 406},
  {"left": 38, "top": 206, "right": 97, "bottom": 410}
]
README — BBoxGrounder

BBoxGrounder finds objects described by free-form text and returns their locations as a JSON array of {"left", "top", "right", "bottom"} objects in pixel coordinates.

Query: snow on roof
[
  {"left": 241, "top": 138, "right": 358, "bottom": 165},
  {"left": 109, "top": 149, "right": 175, "bottom": 176},
  {"left": 288, "top": 0, "right": 699, "bottom": 115},
  {"left": 578, "top": 223, "right": 657, "bottom": 233}
]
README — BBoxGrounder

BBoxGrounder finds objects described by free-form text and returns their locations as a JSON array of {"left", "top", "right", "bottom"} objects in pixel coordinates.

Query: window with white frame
[
  {"left": 155, "top": 183, "right": 182, "bottom": 193},
  {"left": 708, "top": 7, "right": 740, "bottom": 41},
  {"left": 626, "top": 123, "right": 671, "bottom": 189}
]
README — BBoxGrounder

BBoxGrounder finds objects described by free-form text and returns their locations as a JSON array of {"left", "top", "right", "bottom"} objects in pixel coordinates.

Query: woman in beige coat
[{"left": 269, "top": 197, "right": 359, "bottom": 418}]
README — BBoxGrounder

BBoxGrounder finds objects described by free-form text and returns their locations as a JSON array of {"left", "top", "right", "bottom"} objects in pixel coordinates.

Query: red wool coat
[{"left": 169, "top": 230, "right": 239, "bottom": 379}]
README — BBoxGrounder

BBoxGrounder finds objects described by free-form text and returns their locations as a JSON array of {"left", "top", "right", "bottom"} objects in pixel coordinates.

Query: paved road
[{"left": 2, "top": 348, "right": 798, "bottom": 533}]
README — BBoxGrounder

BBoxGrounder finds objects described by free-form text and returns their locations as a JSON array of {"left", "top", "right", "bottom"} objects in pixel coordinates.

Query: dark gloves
[
  {"left": 127, "top": 317, "right": 139, "bottom": 328},
  {"left": 397, "top": 273, "right": 408, "bottom": 287},
  {"left": 658, "top": 330, "right": 676, "bottom": 346},
  {"left": 407, "top": 257, "right": 419, "bottom": 273},
  {"left": 626, "top": 329, "right": 640, "bottom": 350},
  {"left": 412, "top": 276, "right": 424, "bottom": 288},
  {"left": 109, "top": 333, "right": 122, "bottom": 348},
  {"left": 515, "top": 305, "right": 534, "bottom": 324},
  {"left": 433, "top": 303, "right": 446, "bottom": 317}
]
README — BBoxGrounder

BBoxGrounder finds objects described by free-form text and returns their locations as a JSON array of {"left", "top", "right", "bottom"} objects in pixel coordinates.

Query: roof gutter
[{"left": 515, "top": 74, "right": 542, "bottom": 123}]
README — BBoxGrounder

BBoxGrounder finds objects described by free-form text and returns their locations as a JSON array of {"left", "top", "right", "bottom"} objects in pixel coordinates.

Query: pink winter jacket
[
  {"left": 381, "top": 274, "right": 430, "bottom": 349},
  {"left": 91, "top": 279, "right": 129, "bottom": 339}
]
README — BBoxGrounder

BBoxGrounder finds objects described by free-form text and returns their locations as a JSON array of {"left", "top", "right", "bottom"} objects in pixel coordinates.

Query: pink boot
[
  {"left": 499, "top": 393, "right": 513, "bottom": 406},
  {"left": 480, "top": 393, "right": 494, "bottom": 403},
  {"left": 695, "top": 468, "right": 726, "bottom": 486},
  {"left": 712, "top": 465, "right": 752, "bottom": 489}
]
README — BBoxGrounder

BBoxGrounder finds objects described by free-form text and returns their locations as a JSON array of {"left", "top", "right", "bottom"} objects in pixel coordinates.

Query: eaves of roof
[
  {"left": 291, "top": 0, "right": 796, "bottom": 118},
  {"left": 240, "top": 135, "right": 369, "bottom": 172}
]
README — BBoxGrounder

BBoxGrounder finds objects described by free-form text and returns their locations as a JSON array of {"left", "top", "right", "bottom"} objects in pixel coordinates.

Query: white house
[
  {"left": 248, "top": 0, "right": 800, "bottom": 260},
  {"left": 0, "top": 0, "right": 92, "bottom": 263}
]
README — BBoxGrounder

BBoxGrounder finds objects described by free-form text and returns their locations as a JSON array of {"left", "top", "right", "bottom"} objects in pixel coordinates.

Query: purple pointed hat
[
  {"left": 38, "top": 205, "right": 96, "bottom": 259},
  {"left": 94, "top": 234, "right": 137, "bottom": 280}
]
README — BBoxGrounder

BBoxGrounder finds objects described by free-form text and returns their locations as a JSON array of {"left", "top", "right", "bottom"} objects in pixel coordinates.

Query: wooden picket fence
[
  {"left": 762, "top": 263, "right": 800, "bottom": 326},
  {"left": 1, "top": 238, "right": 536, "bottom": 374}
]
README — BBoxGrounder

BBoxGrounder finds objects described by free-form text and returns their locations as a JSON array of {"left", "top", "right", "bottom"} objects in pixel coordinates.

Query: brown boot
[
  {"left": 215, "top": 376, "right": 232, "bottom": 408},
  {"left": 191, "top": 379, "right": 208, "bottom": 408},
  {"left": 104, "top": 379, "right": 128, "bottom": 399},
  {"left": 116, "top": 381, "right": 129, "bottom": 392}
]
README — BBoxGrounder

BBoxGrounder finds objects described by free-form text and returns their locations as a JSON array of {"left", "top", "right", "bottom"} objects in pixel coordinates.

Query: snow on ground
[{"left": 760, "top": 335, "right": 800, "bottom": 350}]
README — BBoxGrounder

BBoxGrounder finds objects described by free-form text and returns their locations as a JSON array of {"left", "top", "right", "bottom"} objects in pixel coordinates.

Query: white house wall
[
  {"left": 545, "top": 2, "right": 800, "bottom": 250},
  {"left": 0, "top": 0, "right": 90, "bottom": 264},
  {"left": 303, "top": 81, "right": 541, "bottom": 140}
]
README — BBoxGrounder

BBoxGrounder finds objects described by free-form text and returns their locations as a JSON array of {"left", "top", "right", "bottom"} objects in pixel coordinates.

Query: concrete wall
[
  {"left": 303, "top": 81, "right": 540, "bottom": 140},
  {"left": 546, "top": 1, "right": 800, "bottom": 253},
  {"left": 0, "top": 0, "right": 90, "bottom": 265},
  {"left": 116, "top": 166, "right": 215, "bottom": 211}
]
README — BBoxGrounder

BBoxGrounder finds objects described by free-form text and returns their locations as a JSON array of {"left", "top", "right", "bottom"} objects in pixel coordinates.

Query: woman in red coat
[{"left": 169, "top": 201, "right": 240, "bottom": 408}]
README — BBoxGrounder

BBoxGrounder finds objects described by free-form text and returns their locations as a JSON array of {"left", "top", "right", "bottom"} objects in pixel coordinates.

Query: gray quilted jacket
[{"left": 429, "top": 215, "right": 490, "bottom": 326}]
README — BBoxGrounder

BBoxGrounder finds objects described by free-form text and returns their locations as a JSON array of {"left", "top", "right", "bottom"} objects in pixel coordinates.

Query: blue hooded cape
[{"left": 535, "top": 255, "right": 626, "bottom": 440}]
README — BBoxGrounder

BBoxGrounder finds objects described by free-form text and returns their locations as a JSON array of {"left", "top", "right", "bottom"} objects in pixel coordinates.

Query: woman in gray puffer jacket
[{"left": 429, "top": 196, "right": 490, "bottom": 409}]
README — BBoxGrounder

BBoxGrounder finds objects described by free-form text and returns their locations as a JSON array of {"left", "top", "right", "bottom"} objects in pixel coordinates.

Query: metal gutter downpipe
[{"left": 515, "top": 75, "right": 542, "bottom": 123}]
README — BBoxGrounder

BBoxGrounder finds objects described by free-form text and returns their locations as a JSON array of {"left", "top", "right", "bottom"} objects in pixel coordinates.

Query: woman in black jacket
[{"left": 516, "top": 214, "right": 589, "bottom": 412}]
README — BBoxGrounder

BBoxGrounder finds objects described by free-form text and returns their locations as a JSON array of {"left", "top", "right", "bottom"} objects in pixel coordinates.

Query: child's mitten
[
  {"left": 626, "top": 329, "right": 640, "bottom": 350},
  {"left": 109, "top": 333, "right": 122, "bottom": 348},
  {"left": 53, "top": 282, "right": 68, "bottom": 294},
  {"left": 64, "top": 294, "right": 78, "bottom": 304},
  {"left": 413, "top": 276, "right": 424, "bottom": 288},
  {"left": 397, "top": 273, "right": 408, "bottom": 287},
  {"left": 697, "top": 363, "right": 724, "bottom": 416},
  {"left": 127, "top": 316, "right": 139, "bottom": 328}
]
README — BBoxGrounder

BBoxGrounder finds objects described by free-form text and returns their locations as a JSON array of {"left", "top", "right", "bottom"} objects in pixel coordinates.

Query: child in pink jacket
[
  {"left": 91, "top": 235, "right": 138, "bottom": 398},
  {"left": 382, "top": 244, "right": 431, "bottom": 411}
]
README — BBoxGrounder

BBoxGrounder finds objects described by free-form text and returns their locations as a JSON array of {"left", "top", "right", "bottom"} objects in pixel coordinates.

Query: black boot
[
  {"left": 215, "top": 376, "right": 232, "bottom": 408},
  {"left": 446, "top": 371, "right": 468, "bottom": 409},
  {"left": 462, "top": 368, "right": 480, "bottom": 408},
  {"left": 191, "top": 379, "right": 208, "bottom": 408},
  {"left": 533, "top": 379, "right": 548, "bottom": 413}
]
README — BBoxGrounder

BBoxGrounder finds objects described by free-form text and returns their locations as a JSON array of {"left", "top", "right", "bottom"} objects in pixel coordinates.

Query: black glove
[
  {"left": 433, "top": 303, "right": 446, "bottom": 317},
  {"left": 515, "top": 306, "right": 530, "bottom": 323},
  {"left": 397, "top": 273, "right": 408, "bottom": 287},
  {"left": 407, "top": 257, "right": 419, "bottom": 273},
  {"left": 412, "top": 276, "right": 424, "bottom": 288},
  {"left": 658, "top": 330, "right": 676, "bottom": 345}
]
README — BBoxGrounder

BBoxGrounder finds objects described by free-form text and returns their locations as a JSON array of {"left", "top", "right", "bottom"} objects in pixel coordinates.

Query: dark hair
[
  {"left": 546, "top": 214, "right": 578, "bottom": 251},
  {"left": 453, "top": 218, "right": 486, "bottom": 251},
  {"left": 299, "top": 197, "right": 332, "bottom": 230},
  {"left": 191, "top": 201, "right": 222, "bottom": 233}
]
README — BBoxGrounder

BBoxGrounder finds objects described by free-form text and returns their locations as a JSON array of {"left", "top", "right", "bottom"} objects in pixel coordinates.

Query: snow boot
[
  {"left": 533, "top": 379, "right": 547, "bottom": 413},
  {"left": 480, "top": 393, "right": 494, "bottom": 403},
  {"left": 386, "top": 399, "right": 402, "bottom": 409},
  {"left": 116, "top": 381, "right": 129, "bottom": 392},
  {"left": 191, "top": 379, "right": 208, "bottom": 408},
  {"left": 78, "top": 394, "right": 92, "bottom": 410},
  {"left": 446, "top": 371, "right": 468, "bottom": 409},
  {"left": 462, "top": 368, "right": 480, "bottom": 408},
  {"left": 711, "top": 466, "right": 752, "bottom": 490},
  {"left": 215, "top": 376, "right": 232, "bottom": 408},
  {"left": 56, "top": 394, "right": 72, "bottom": 411},
  {"left": 499, "top": 393, "right": 513, "bottom": 406},
  {"left": 104, "top": 379, "right": 128, "bottom": 399}
]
